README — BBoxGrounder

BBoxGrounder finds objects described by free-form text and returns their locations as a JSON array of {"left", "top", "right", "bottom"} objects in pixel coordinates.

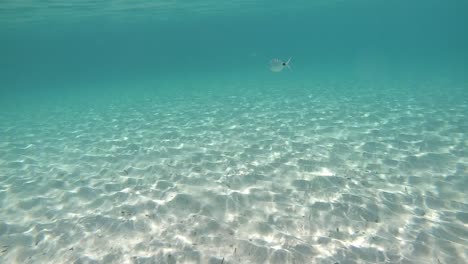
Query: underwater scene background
[{"left": 1, "top": 0, "right": 467, "bottom": 263}]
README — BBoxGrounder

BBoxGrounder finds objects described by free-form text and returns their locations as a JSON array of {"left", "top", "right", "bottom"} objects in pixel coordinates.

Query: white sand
[{"left": 0, "top": 80, "right": 467, "bottom": 264}]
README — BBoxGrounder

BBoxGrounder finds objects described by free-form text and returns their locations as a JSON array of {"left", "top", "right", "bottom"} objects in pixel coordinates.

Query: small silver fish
[{"left": 269, "top": 57, "right": 292, "bottom": 72}]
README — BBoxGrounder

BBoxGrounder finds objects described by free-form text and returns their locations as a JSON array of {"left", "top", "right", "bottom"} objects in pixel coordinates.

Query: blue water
[{"left": 1, "top": 1, "right": 467, "bottom": 263}]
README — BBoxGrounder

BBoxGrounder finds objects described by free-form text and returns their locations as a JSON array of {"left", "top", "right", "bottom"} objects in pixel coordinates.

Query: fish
[{"left": 269, "top": 57, "right": 292, "bottom": 72}]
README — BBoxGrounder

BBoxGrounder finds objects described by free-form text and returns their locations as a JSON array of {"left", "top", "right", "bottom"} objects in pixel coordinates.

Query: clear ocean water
[{"left": 1, "top": 1, "right": 467, "bottom": 263}]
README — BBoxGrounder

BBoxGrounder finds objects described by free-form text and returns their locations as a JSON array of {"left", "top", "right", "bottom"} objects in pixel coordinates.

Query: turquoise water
[{"left": 1, "top": 1, "right": 467, "bottom": 263}]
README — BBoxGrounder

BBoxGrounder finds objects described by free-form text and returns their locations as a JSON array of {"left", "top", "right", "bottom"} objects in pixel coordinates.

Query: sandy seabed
[{"left": 0, "top": 80, "right": 467, "bottom": 264}]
